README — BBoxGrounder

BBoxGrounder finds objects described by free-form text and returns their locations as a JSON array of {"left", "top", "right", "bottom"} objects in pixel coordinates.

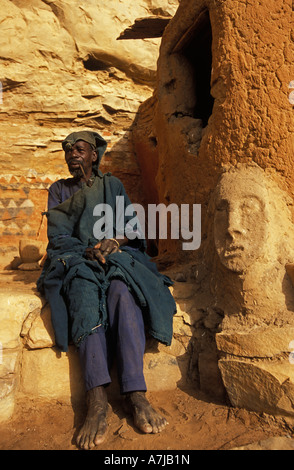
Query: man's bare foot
[
  {"left": 76, "top": 386, "right": 108, "bottom": 450},
  {"left": 124, "top": 391, "right": 168, "bottom": 434}
]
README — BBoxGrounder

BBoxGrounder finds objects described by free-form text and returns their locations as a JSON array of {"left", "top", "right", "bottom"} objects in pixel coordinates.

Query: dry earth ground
[{"left": 1, "top": 386, "right": 293, "bottom": 451}]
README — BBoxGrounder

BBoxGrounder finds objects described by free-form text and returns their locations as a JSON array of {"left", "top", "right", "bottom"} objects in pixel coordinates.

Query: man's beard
[{"left": 68, "top": 167, "right": 83, "bottom": 179}]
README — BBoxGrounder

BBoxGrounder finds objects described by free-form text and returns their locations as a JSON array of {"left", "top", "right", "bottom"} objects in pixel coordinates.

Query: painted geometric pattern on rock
[{"left": 0, "top": 176, "right": 53, "bottom": 239}]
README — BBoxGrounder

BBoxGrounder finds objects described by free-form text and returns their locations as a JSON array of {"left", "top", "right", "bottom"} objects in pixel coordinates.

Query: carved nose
[{"left": 227, "top": 209, "right": 246, "bottom": 238}]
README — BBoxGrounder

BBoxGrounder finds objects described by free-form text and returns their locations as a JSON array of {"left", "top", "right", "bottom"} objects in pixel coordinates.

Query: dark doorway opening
[{"left": 175, "top": 10, "right": 214, "bottom": 127}]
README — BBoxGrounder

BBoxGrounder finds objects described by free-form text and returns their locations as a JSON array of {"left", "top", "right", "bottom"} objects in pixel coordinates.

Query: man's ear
[{"left": 92, "top": 150, "right": 98, "bottom": 162}]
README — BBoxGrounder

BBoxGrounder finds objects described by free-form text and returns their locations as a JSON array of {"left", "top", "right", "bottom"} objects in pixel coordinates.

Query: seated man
[{"left": 38, "top": 130, "right": 176, "bottom": 450}]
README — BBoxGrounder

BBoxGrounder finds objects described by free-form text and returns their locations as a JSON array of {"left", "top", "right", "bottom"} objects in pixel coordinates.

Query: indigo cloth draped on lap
[{"left": 37, "top": 172, "right": 177, "bottom": 352}]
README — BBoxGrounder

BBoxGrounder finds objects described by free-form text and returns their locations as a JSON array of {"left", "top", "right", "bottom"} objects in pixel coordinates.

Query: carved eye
[
  {"left": 216, "top": 199, "right": 228, "bottom": 212},
  {"left": 241, "top": 198, "right": 262, "bottom": 214}
]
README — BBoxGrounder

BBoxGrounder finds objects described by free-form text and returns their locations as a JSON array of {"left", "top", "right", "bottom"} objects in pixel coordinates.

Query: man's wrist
[
  {"left": 115, "top": 236, "right": 128, "bottom": 247},
  {"left": 109, "top": 238, "right": 120, "bottom": 248}
]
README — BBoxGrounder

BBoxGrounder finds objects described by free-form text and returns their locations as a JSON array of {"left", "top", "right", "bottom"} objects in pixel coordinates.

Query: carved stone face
[{"left": 214, "top": 171, "right": 268, "bottom": 273}]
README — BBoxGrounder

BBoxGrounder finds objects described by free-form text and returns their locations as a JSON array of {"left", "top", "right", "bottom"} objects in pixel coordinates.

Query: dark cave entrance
[{"left": 174, "top": 9, "right": 214, "bottom": 128}]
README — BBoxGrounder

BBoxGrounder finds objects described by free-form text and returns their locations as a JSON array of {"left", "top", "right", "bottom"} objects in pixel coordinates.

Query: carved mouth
[{"left": 224, "top": 246, "right": 244, "bottom": 257}]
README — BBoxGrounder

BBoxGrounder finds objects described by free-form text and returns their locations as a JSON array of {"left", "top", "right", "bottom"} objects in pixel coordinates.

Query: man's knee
[
  {"left": 108, "top": 279, "right": 130, "bottom": 299},
  {"left": 107, "top": 279, "right": 143, "bottom": 327}
]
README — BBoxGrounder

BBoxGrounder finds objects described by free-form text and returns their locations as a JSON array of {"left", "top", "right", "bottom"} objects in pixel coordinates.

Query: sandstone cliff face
[{"left": 0, "top": 0, "right": 179, "bottom": 254}]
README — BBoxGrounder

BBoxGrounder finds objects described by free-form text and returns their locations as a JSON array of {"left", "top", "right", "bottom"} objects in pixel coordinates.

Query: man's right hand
[{"left": 85, "top": 239, "right": 122, "bottom": 265}]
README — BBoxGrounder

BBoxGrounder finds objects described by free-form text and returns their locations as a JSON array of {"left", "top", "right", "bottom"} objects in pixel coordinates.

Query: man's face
[
  {"left": 65, "top": 140, "right": 97, "bottom": 180},
  {"left": 213, "top": 173, "right": 268, "bottom": 273}
]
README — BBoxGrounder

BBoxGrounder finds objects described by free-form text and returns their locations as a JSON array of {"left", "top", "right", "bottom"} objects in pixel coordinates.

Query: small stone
[{"left": 18, "top": 262, "right": 41, "bottom": 271}]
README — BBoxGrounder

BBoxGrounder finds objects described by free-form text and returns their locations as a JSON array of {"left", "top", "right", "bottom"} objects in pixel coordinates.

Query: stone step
[{"left": 0, "top": 272, "right": 199, "bottom": 423}]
